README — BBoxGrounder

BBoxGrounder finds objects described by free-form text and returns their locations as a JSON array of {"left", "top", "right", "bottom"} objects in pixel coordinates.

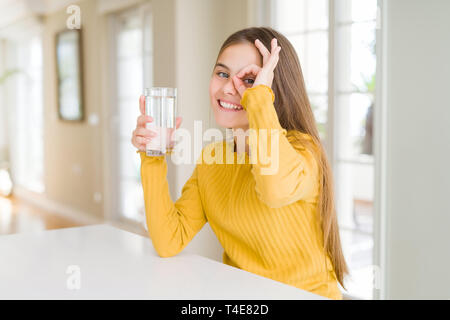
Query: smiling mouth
[{"left": 217, "top": 99, "right": 244, "bottom": 112}]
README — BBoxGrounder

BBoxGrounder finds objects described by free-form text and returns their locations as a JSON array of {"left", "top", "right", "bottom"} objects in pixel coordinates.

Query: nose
[{"left": 223, "top": 77, "right": 237, "bottom": 95}]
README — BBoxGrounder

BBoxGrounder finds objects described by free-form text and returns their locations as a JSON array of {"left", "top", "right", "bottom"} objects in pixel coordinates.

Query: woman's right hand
[
  {"left": 131, "top": 95, "right": 156, "bottom": 152},
  {"left": 132, "top": 95, "right": 183, "bottom": 152}
]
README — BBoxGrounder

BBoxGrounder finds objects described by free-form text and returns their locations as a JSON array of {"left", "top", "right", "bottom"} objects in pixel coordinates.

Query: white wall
[{"left": 383, "top": 0, "right": 450, "bottom": 299}]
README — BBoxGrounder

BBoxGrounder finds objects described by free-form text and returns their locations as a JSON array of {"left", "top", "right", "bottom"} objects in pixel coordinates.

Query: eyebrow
[{"left": 214, "top": 62, "right": 229, "bottom": 70}]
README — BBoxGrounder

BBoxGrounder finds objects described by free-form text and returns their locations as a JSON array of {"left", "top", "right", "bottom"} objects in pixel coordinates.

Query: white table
[{"left": 0, "top": 224, "right": 326, "bottom": 299}]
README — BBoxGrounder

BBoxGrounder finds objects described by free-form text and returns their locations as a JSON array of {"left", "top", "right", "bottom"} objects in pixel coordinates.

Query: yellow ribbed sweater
[{"left": 139, "top": 85, "right": 342, "bottom": 300}]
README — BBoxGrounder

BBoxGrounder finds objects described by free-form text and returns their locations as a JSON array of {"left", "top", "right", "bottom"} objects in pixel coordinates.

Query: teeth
[{"left": 220, "top": 100, "right": 243, "bottom": 110}]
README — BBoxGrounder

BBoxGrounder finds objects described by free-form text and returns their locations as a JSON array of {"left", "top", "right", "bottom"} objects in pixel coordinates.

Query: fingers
[
  {"left": 236, "top": 64, "right": 262, "bottom": 78},
  {"left": 255, "top": 39, "right": 270, "bottom": 64},
  {"left": 270, "top": 38, "right": 278, "bottom": 54},
  {"left": 255, "top": 38, "right": 281, "bottom": 70},
  {"left": 132, "top": 135, "right": 148, "bottom": 150},
  {"left": 132, "top": 127, "right": 157, "bottom": 150},
  {"left": 131, "top": 133, "right": 147, "bottom": 151},
  {"left": 268, "top": 45, "right": 281, "bottom": 70},
  {"left": 135, "top": 127, "right": 157, "bottom": 138},
  {"left": 232, "top": 39, "right": 282, "bottom": 96},
  {"left": 137, "top": 115, "right": 153, "bottom": 128},
  {"left": 139, "top": 95, "right": 145, "bottom": 115},
  {"left": 133, "top": 128, "right": 156, "bottom": 148},
  {"left": 232, "top": 75, "right": 247, "bottom": 98},
  {"left": 234, "top": 64, "right": 262, "bottom": 97},
  {"left": 232, "top": 64, "right": 262, "bottom": 97},
  {"left": 133, "top": 116, "right": 182, "bottom": 151}
]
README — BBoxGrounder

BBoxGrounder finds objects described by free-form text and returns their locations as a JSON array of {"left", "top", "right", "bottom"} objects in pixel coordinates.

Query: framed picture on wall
[{"left": 55, "top": 29, "right": 84, "bottom": 122}]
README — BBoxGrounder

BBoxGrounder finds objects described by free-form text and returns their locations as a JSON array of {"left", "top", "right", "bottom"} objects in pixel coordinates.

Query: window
[
  {"left": 274, "top": 0, "right": 329, "bottom": 140},
  {"left": 8, "top": 36, "right": 44, "bottom": 193},
  {"left": 111, "top": 5, "right": 152, "bottom": 226},
  {"left": 273, "top": 0, "right": 378, "bottom": 299}
]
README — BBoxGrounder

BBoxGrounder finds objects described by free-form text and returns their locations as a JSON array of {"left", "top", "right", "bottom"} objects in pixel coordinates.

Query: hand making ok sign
[{"left": 232, "top": 37, "right": 282, "bottom": 98}]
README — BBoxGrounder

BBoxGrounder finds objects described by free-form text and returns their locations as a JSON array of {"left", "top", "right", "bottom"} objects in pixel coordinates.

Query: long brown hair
[{"left": 216, "top": 27, "right": 348, "bottom": 288}]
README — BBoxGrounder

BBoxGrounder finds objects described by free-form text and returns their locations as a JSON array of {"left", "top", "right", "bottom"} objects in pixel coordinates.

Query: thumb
[
  {"left": 232, "top": 76, "right": 247, "bottom": 97},
  {"left": 175, "top": 116, "right": 183, "bottom": 129},
  {"left": 139, "top": 95, "right": 145, "bottom": 115}
]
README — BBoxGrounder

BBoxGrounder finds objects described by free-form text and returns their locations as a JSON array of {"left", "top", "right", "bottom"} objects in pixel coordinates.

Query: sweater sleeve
[
  {"left": 139, "top": 151, "right": 207, "bottom": 257},
  {"left": 240, "top": 84, "right": 320, "bottom": 208}
]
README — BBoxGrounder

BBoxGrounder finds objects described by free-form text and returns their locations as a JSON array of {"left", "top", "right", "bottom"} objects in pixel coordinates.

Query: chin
[
  {"left": 214, "top": 117, "right": 237, "bottom": 129},
  {"left": 211, "top": 105, "right": 248, "bottom": 130}
]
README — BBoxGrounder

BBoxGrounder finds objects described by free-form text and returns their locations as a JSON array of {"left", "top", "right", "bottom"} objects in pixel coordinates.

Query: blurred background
[{"left": 0, "top": 0, "right": 449, "bottom": 300}]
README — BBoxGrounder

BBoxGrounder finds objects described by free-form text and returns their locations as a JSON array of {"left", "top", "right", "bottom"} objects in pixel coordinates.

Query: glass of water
[{"left": 144, "top": 87, "right": 178, "bottom": 156}]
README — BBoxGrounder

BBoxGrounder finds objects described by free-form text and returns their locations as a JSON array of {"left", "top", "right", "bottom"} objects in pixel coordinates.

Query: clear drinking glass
[{"left": 144, "top": 87, "right": 178, "bottom": 156}]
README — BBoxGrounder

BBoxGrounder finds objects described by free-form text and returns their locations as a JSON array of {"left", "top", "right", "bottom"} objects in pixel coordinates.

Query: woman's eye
[
  {"left": 216, "top": 71, "right": 253, "bottom": 84},
  {"left": 217, "top": 72, "right": 228, "bottom": 78}
]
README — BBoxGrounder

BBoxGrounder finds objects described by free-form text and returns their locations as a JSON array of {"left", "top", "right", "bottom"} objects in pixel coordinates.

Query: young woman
[{"left": 131, "top": 27, "right": 348, "bottom": 300}]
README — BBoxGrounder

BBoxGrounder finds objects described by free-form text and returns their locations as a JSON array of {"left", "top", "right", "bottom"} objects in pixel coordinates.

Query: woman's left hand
[{"left": 232, "top": 38, "right": 282, "bottom": 98}]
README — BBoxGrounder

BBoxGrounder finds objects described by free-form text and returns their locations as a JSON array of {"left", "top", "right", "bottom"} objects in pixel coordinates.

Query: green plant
[
  {"left": 0, "top": 69, "right": 20, "bottom": 85},
  {"left": 353, "top": 72, "right": 376, "bottom": 95}
]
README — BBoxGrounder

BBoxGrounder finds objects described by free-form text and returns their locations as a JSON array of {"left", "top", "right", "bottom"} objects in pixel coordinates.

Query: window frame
[
  {"left": 5, "top": 35, "right": 45, "bottom": 194},
  {"left": 105, "top": 3, "right": 153, "bottom": 230},
  {"left": 269, "top": 0, "right": 385, "bottom": 300}
]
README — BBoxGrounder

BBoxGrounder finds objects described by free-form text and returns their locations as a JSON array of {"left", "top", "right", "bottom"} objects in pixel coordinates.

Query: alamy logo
[
  {"left": 66, "top": 265, "right": 81, "bottom": 290},
  {"left": 66, "top": 5, "right": 81, "bottom": 29},
  {"left": 168, "top": 124, "right": 281, "bottom": 175}
]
